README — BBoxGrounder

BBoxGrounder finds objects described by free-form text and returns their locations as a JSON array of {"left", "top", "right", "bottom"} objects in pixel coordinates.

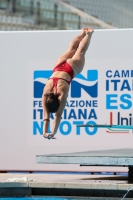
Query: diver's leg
[
  {"left": 67, "top": 27, "right": 94, "bottom": 75},
  {"left": 53, "top": 29, "right": 86, "bottom": 68}
]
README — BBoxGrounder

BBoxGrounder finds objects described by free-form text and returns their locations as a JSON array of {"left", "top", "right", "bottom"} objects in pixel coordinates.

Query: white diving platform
[{"left": 36, "top": 148, "right": 133, "bottom": 182}]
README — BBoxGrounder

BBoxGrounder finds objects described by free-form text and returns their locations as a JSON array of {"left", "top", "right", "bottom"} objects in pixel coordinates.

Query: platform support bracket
[{"left": 128, "top": 166, "right": 133, "bottom": 183}]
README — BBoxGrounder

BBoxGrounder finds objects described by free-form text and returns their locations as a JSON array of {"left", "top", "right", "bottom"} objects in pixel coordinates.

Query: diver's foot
[
  {"left": 85, "top": 27, "right": 94, "bottom": 37},
  {"left": 81, "top": 28, "right": 87, "bottom": 37}
]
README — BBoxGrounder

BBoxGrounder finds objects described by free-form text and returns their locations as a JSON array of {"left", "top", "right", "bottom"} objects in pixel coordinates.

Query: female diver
[{"left": 42, "top": 27, "right": 94, "bottom": 139}]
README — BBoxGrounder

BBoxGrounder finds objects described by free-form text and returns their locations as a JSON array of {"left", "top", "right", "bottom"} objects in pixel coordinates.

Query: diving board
[{"left": 36, "top": 148, "right": 133, "bottom": 182}]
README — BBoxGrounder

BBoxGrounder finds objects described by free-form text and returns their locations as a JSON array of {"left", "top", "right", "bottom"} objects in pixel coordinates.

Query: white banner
[{"left": 0, "top": 29, "right": 133, "bottom": 171}]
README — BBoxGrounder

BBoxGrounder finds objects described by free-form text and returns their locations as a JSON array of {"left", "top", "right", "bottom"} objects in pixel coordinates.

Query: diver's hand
[
  {"left": 43, "top": 133, "right": 56, "bottom": 139},
  {"left": 48, "top": 133, "right": 56, "bottom": 139}
]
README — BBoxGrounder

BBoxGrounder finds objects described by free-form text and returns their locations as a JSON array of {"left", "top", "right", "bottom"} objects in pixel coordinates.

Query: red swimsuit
[{"left": 49, "top": 62, "right": 74, "bottom": 93}]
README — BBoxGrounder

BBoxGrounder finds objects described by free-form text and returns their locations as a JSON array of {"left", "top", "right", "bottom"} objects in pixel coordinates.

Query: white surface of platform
[{"left": 36, "top": 149, "right": 133, "bottom": 166}]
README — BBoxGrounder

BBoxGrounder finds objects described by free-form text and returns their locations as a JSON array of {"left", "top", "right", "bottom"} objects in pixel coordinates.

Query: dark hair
[{"left": 45, "top": 92, "right": 59, "bottom": 113}]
